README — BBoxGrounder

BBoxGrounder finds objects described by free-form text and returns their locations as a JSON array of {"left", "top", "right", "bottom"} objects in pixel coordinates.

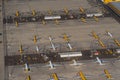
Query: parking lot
[{"left": 1, "top": 0, "right": 120, "bottom": 80}]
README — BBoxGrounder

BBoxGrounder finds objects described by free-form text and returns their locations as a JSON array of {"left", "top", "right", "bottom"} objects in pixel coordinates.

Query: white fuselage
[
  {"left": 107, "top": 31, "right": 113, "bottom": 38},
  {"left": 36, "top": 46, "right": 39, "bottom": 52},
  {"left": 49, "top": 61, "right": 54, "bottom": 69},
  {"left": 49, "top": 36, "right": 56, "bottom": 51},
  {"left": 96, "top": 57, "right": 103, "bottom": 65},
  {"left": 67, "top": 42, "right": 73, "bottom": 50},
  {"left": 24, "top": 63, "right": 30, "bottom": 71}
]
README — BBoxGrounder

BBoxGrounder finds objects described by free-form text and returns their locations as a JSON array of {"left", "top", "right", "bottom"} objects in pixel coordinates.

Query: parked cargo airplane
[
  {"left": 73, "top": 71, "right": 88, "bottom": 80},
  {"left": 49, "top": 35, "right": 56, "bottom": 51},
  {"left": 62, "top": 33, "right": 70, "bottom": 42},
  {"left": 70, "top": 59, "right": 82, "bottom": 66},
  {"left": 49, "top": 73, "right": 64, "bottom": 80},
  {"left": 44, "top": 60, "right": 61, "bottom": 69},
  {"left": 104, "top": 69, "right": 112, "bottom": 79},
  {"left": 60, "top": 33, "right": 73, "bottom": 50},
  {"left": 19, "top": 44, "right": 23, "bottom": 54},
  {"left": 33, "top": 35, "right": 40, "bottom": 52},
  {"left": 106, "top": 30, "right": 113, "bottom": 38},
  {"left": 24, "top": 63, "right": 30, "bottom": 72},
  {"left": 91, "top": 31, "right": 100, "bottom": 40},
  {"left": 26, "top": 75, "right": 31, "bottom": 80},
  {"left": 96, "top": 57, "right": 105, "bottom": 65}
]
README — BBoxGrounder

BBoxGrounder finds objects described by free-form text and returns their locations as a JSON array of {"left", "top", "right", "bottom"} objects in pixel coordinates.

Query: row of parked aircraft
[
  {"left": 91, "top": 30, "right": 120, "bottom": 48},
  {"left": 24, "top": 70, "right": 112, "bottom": 80},
  {"left": 14, "top": 6, "right": 100, "bottom": 27},
  {"left": 18, "top": 33, "right": 73, "bottom": 54},
  {"left": 14, "top": 7, "right": 88, "bottom": 17},
  {"left": 18, "top": 31, "right": 116, "bottom": 80},
  {"left": 47, "top": 69, "right": 112, "bottom": 80},
  {"left": 24, "top": 57, "right": 108, "bottom": 72},
  {"left": 18, "top": 30, "right": 120, "bottom": 55},
  {"left": 24, "top": 57, "right": 113, "bottom": 80}
]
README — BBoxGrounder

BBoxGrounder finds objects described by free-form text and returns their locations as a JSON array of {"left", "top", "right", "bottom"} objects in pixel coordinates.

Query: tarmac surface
[
  {"left": 8, "top": 58, "right": 120, "bottom": 80},
  {"left": 4, "top": 0, "right": 91, "bottom": 15},
  {"left": 1, "top": 0, "right": 120, "bottom": 80},
  {"left": 6, "top": 16, "right": 120, "bottom": 55}
]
